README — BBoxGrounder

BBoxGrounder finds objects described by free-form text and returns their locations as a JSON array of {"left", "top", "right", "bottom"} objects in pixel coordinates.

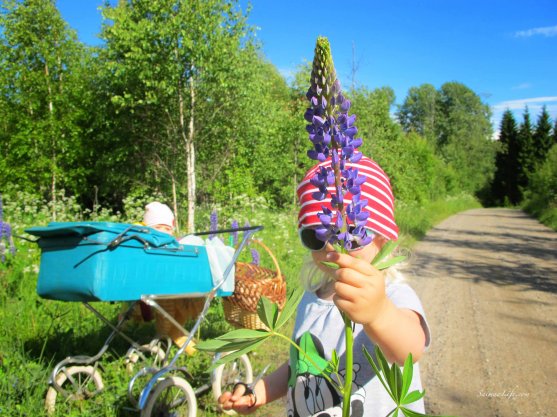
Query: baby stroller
[{"left": 26, "top": 221, "right": 263, "bottom": 416}]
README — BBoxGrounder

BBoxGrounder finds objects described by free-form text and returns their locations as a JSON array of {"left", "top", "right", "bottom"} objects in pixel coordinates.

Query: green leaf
[
  {"left": 210, "top": 338, "right": 266, "bottom": 370},
  {"left": 400, "top": 353, "right": 413, "bottom": 400},
  {"left": 363, "top": 346, "right": 395, "bottom": 402},
  {"left": 274, "top": 287, "right": 304, "bottom": 330},
  {"left": 257, "top": 296, "right": 279, "bottom": 330},
  {"left": 375, "top": 345, "right": 394, "bottom": 393},
  {"left": 196, "top": 336, "right": 270, "bottom": 353},
  {"left": 371, "top": 240, "right": 398, "bottom": 268},
  {"left": 399, "top": 406, "right": 433, "bottom": 417},
  {"left": 392, "top": 362, "right": 403, "bottom": 401},
  {"left": 374, "top": 255, "right": 407, "bottom": 270},
  {"left": 216, "top": 328, "right": 269, "bottom": 341},
  {"left": 320, "top": 261, "right": 339, "bottom": 270},
  {"left": 194, "top": 339, "right": 230, "bottom": 351},
  {"left": 401, "top": 390, "right": 425, "bottom": 405}
]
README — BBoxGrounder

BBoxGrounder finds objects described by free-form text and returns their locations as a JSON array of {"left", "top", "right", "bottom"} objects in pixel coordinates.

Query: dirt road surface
[{"left": 407, "top": 208, "right": 557, "bottom": 417}]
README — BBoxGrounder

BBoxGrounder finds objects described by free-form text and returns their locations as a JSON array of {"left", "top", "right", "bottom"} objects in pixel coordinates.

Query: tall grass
[{"left": 0, "top": 192, "right": 479, "bottom": 416}]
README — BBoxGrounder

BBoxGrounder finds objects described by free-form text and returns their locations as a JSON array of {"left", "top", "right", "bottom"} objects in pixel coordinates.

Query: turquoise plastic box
[{"left": 26, "top": 222, "right": 226, "bottom": 302}]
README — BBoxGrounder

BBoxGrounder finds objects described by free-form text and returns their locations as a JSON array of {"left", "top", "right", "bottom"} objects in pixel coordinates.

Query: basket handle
[{"left": 248, "top": 239, "right": 283, "bottom": 282}]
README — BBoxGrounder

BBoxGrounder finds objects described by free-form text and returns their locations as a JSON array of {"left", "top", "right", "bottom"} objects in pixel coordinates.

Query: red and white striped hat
[{"left": 297, "top": 154, "right": 399, "bottom": 241}]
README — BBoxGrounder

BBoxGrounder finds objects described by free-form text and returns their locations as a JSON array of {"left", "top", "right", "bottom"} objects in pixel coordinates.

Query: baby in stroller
[{"left": 130, "top": 202, "right": 201, "bottom": 353}]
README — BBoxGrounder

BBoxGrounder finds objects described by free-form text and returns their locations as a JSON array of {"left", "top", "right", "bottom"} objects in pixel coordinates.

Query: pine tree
[
  {"left": 517, "top": 107, "right": 535, "bottom": 193},
  {"left": 492, "top": 109, "right": 520, "bottom": 205},
  {"left": 533, "top": 106, "right": 553, "bottom": 164}
]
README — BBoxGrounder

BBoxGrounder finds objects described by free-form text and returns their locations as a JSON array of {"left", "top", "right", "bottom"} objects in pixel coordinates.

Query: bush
[{"left": 523, "top": 144, "right": 557, "bottom": 230}]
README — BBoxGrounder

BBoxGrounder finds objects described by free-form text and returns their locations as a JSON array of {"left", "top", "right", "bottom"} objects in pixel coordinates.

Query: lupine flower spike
[
  {"left": 209, "top": 210, "right": 218, "bottom": 240},
  {"left": 305, "top": 37, "right": 370, "bottom": 251},
  {"left": 0, "top": 194, "right": 16, "bottom": 262},
  {"left": 230, "top": 219, "right": 239, "bottom": 247}
]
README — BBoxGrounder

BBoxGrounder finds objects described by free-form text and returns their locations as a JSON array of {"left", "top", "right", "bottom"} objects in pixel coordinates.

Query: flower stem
[{"left": 342, "top": 313, "right": 353, "bottom": 417}]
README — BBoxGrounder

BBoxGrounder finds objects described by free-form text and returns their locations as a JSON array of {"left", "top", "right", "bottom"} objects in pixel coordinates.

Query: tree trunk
[
  {"left": 45, "top": 61, "right": 56, "bottom": 221},
  {"left": 177, "top": 71, "right": 196, "bottom": 234},
  {"left": 187, "top": 75, "right": 196, "bottom": 233}
]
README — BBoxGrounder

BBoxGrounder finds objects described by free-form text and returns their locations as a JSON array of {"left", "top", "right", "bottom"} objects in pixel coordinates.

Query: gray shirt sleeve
[{"left": 386, "top": 282, "right": 431, "bottom": 348}]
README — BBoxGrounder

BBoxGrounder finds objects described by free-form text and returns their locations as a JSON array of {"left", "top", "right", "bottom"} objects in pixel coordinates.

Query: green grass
[{"left": 0, "top": 194, "right": 479, "bottom": 416}]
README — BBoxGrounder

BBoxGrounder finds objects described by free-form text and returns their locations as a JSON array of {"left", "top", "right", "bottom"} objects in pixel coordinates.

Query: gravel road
[{"left": 407, "top": 208, "right": 557, "bottom": 417}]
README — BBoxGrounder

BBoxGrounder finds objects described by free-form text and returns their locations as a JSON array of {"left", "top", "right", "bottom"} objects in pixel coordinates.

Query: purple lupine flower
[
  {"left": 0, "top": 194, "right": 16, "bottom": 262},
  {"left": 209, "top": 210, "right": 218, "bottom": 240},
  {"left": 305, "top": 38, "right": 369, "bottom": 251},
  {"left": 250, "top": 248, "right": 260, "bottom": 266},
  {"left": 230, "top": 219, "right": 239, "bottom": 246}
]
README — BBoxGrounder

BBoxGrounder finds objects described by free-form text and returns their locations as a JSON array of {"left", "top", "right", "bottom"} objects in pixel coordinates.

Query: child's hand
[
  {"left": 326, "top": 251, "right": 389, "bottom": 326},
  {"left": 218, "top": 383, "right": 259, "bottom": 415}
]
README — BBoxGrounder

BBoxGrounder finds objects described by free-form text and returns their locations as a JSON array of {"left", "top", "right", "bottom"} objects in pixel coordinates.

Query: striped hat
[{"left": 297, "top": 154, "right": 399, "bottom": 241}]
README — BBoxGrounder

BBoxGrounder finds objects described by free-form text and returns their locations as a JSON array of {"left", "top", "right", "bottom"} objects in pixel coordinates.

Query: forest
[{"left": 1, "top": 0, "right": 555, "bottom": 234}]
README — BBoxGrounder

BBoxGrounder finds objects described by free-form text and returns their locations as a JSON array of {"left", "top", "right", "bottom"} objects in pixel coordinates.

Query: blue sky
[{"left": 56, "top": 0, "right": 557, "bottom": 135}]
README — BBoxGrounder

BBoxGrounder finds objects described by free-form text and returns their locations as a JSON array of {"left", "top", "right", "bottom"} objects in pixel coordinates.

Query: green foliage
[
  {"left": 517, "top": 108, "right": 536, "bottom": 190},
  {"left": 397, "top": 83, "right": 438, "bottom": 144},
  {"left": 523, "top": 144, "right": 557, "bottom": 230},
  {"left": 491, "top": 110, "right": 520, "bottom": 205},
  {"left": 363, "top": 346, "right": 454, "bottom": 417},
  {"left": 533, "top": 106, "right": 554, "bottom": 163},
  {"left": 0, "top": 0, "right": 91, "bottom": 207}
]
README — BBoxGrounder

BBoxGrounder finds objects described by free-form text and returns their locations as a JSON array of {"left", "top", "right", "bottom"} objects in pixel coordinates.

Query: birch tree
[{"left": 101, "top": 0, "right": 250, "bottom": 232}]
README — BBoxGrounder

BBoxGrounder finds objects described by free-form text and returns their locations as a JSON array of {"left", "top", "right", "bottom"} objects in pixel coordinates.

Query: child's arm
[
  {"left": 326, "top": 251, "right": 426, "bottom": 365},
  {"left": 218, "top": 361, "right": 289, "bottom": 414}
]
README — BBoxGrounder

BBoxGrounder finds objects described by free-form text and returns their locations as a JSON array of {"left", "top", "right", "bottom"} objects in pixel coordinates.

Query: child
[
  {"left": 218, "top": 156, "right": 431, "bottom": 417},
  {"left": 135, "top": 202, "right": 200, "bottom": 352}
]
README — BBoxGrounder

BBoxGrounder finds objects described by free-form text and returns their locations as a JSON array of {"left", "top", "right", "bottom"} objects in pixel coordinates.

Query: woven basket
[{"left": 223, "top": 239, "right": 286, "bottom": 330}]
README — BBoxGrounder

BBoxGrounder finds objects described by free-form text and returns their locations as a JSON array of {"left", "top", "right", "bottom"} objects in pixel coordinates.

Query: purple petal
[
  {"left": 351, "top": 138, "right": 363, "bottom": 148},
  {"left": 312, "top": 115, "right": 325, "bottom": 126},
  {"left": 318, "top": 213, "right": 332, "bottom": 226},
  {"left": 350, "top": 153, "right": 363, "bottom": 163},
  {"left": 307, "top": 150, "right": 319, "bottom": 160},
  {"left": 317, "top": 153, "right": 326, "bottom": 162},
  {"left": 312, "top": 191, "right": 326, "bottom": 201},
  {"left": 356, "top": 211, "right": 370, "bottom": 221},
  {"left": 349, "top": 185, "right": 361, "bottom": 195},
  {"left": 315, "top": 228, "right": 329, "bottom": 242},
  {"left": 345, "top": 126, "right": 357, "bottom": 137},
  {"left": 341, "top": 99, "right": 351, "bottom": 112}
]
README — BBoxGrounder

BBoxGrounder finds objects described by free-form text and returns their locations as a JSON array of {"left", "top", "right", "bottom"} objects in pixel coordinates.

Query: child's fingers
[
  {"left": 333, "top": 280, "right": 361, "bottom": 301},
  {"left": 326, "top": 251, "right": 376, "bottom": 275}
]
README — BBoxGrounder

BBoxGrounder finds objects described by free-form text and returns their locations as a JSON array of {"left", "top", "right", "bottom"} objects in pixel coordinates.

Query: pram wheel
[
  {"left": 140, "top": 376, "right": 197, "bottom": 417},
  {"left": 125, "top": 338, "right": 169, "bottom": 374},
  {"left": 211, "top": 353, "right": 253, "bottom": 415},
  {"left": 44, "top": 365, "right": 104, "bottom": 414}
]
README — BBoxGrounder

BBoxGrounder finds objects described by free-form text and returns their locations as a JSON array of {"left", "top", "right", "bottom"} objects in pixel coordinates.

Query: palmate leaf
[
  {"left": 401, "top": 390, "right": 425, "bottom": 405},
  {"left": 215, "top": 328, "right": 269, "bottom": 341},
  {"left": 401, "top": 353, "right": 414, "bottom": 400},
  {"left": 257, "top": 296, "right": 279, "bottom": 330},
  {"left": 210, "top": 338, "right": 267, "bottom": 370},
  {"left": 275, "top": 286, "right": 304, "bottom": 330},
  {"left": 363, "top": 346, "right": 396, "bottom": 403}
]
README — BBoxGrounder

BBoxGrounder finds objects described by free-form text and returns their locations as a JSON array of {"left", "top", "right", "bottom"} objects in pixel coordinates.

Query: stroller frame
[{"left": 42, "top": 225, "right": 263, "bottom": 416}]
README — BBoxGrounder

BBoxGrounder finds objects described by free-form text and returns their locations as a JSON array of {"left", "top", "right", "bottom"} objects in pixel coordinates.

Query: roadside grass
[{"left": 0, "top": 193, "right": 479, "bottom": 416}]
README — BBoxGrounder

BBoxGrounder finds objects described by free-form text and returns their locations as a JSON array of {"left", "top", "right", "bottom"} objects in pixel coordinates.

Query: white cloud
[
  {"left": 511, "top": 82, "right": 531, "bottom": 90},
  {"left": 492, "top": 96, "right": 557, "bottom": 111},
  {"left": 515, "top": 25, "right": 557, "bottom": 38},
  {"left": 491, "top": 98, "right": 557, "bottom": 138}
]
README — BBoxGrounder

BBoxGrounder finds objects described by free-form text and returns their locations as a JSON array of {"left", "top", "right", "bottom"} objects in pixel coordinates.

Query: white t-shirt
[{"left": 287, "top": 283, "right": 431, "bottom": 417}]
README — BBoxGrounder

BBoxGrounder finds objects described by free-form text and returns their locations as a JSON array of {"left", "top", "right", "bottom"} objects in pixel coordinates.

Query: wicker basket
[
  {"left": 223, "top": 239, "right": 286, "bottom": 330},
  {"left": 155, "top": 298, "right": 204, "bottom": 346}
]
